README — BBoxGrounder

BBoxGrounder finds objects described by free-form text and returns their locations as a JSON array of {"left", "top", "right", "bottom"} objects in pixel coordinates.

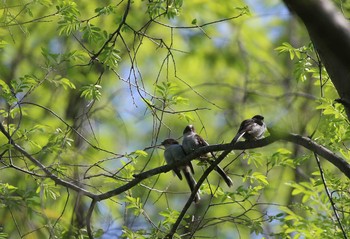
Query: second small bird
[{"left": 182, "top": 125, "right": 234, "bottom": 187}]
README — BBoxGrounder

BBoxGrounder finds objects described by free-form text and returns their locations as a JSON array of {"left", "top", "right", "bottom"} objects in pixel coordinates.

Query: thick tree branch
[
  {"left": 283, "top": 0, "right": 350, "bottom": 118},
  {"left": 283, "top": 133, "right": 350, "bottom": 178}
]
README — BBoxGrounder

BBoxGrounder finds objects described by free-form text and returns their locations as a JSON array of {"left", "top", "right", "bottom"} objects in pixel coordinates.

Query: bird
[
  {"left": 182, "top": 125, "right": 234, "bottom": 187},
  {"left": 161, "top": 138, "right": 200, "bottom": 203},
  {"left": 231, "top": 115, "right": 266, "bottom": 145}
]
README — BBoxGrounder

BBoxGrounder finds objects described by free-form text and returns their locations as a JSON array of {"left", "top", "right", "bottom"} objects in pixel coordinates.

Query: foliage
[{"left": 0, "top": 0, "right": 349, "bottom": 238}]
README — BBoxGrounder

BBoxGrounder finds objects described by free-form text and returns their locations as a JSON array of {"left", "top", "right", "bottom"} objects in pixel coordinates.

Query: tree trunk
[{"left": 283, "top": 0, "right": 350, "bottom": 118}]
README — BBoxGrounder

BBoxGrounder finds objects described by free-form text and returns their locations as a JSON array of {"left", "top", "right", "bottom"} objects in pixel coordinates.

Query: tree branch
[
  {"left": 0, "top": 122, "right": 98, "bottom": 199},
  {"left": 87, "top": 199, "right": 97, "bottom": 239},
  {"left": 91, "top": 0, "right": 131, "bottom": 60},
  {"left": 314, "top": 153, "right": 348, "bottom": 239}
]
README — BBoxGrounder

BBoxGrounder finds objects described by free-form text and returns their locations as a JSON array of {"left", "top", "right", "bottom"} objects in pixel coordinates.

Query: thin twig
[
  {"left": 314, "top": 153, "right": 348, "bottom": 239},
  {"left": 87, "top": 199, "right": 97, "bottom": 239},
  {"left": 91, "top": 0, "right": 131, "bottom": 60}
]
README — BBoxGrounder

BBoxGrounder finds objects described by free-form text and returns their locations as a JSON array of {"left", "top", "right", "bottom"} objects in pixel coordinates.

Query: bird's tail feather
[
  {"left": 231, "top": 131, "right": 245, "bottom": 145},
  {"left": 208, "top": 153, "right": 233, "bottom": 187},
  {"left": 183, "top": 170, "right": 201, "bottom": 203},
  {"left": 214, "top": 165, "right": 233, "bottom": 187}
]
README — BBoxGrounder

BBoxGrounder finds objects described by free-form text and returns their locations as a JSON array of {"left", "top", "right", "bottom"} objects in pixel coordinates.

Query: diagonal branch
[
  {"left": 0, "top": 122, "right": 98, "bottom": 199},
  {"left": 314, "top": 153, "right": 348, "bottom": 239},
  {"left": 87, "top": 199, "right": 98, "bottom": 239}
]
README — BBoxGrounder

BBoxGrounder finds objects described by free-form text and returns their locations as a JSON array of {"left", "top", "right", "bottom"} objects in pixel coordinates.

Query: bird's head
[
  {"left": 183, "top": 125, "right": 195, "bottom": 135},
  {"left": 252, "top": 115, "right": 264, "bottom": 121},
  {"left": 161, "top": 138, "right": 179, "bottom": 147}
]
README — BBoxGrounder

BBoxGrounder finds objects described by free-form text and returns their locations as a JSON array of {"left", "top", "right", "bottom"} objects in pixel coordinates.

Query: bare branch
[
  {"left": 314, "top": 153, "right": 348, "bottom": 239},
  {"left": 87, "top": 199, "right": 97, "bottom": 239}
]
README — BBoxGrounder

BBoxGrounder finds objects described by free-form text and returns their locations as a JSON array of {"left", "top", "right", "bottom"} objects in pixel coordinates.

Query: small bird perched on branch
[
  {"left": 182, "top": 125, "right": 234, "bottom": 187},
  {"left": 232, "top": 115, "right": 266, "bottom": 145},
  {"left": 161, "top": 138, "right": 200, "bottom": 203}
]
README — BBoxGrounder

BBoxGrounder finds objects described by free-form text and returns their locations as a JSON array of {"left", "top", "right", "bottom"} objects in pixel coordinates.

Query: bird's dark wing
[
  {"left": 195, "top": 134, "right": 209, "bottom": 147},
  {"left": 238, "top": 119, "right": 254, "bottom": 134},
  {"left": 232, "top": 119, "right": 254, "bottom": 144}
]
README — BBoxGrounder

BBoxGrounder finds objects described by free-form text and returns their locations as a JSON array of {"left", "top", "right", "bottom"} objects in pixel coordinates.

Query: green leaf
[
  {"left": 251, "top": 172, "right": 269, "bottom": 185},
  {"left": 95, "top": 6, "right": 116, "bottom": 15},
  {"left": 235, "top": 5, "right": 250, "bottom": 15},
  {"left": 120, "top": 160, "right": 135, "bottom": 179},
  {"left": 80, "top": 84, "right": 102, "bottom": 100},
  {"left": 172, "top": 96, "right": 188, "bottom": 105},
  {"left": 57, "top": 19, "right": 80, "bottom": 35},
  {"left": 159, "top": 208, "right": 180, "bottom": 224},
  {"left": 133, "top": 150, "right": 148, "bottom": 157},
  {"left": 99, "top": 46, "right": 121, "bottom": 68},
  {"left": 201, "top": 183, "right": 224, "bottom": 197},
  {"left": 67, "top": 50, "right": 90, "bottom": 63},
  {"left": 0, "top": 79, "right": 11, "bottom": 94},
  {"left": 275, "top": 42, "right": 305, "bottom": 60},
  {"left": 125, "top": 196, "right": 143, "bottom": 216},
  {"left": 0, "top": 232, "right": 9, "bottom": 239},
  {"left": 36, "top": 180, "right": 60, "bottom": 200},
  {"left": 60, "top": 77, "right": 76, "bottom": 89},
  {"left": 0, "top": 79, "right": 16, "bottom": 104},
  {"left": 11, "top": 75, "right": 39, "bottom": 94},
  {"left": 83, "top": 23, "right": 105, "bottom": 44},
  {"left": 178, "top": 112, "right": 194, "bottom": 122},
  {"left": 41, "top": 47, "right": 60, "bottom": 65},
  {"left": 56, "top": 1, "right": 81, "bottom": 35},
  {"left": 37, "top": 0, "right": 53, "bottom": 7}
]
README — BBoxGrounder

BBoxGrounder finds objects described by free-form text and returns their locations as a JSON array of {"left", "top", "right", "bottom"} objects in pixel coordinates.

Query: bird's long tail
[
  {"left": 231, "top": 131, "right": 245, "bottom": 145},
  {"left": 213, "top": 164, "right": 233, "bottom": 187},
  {"left": 207, "top": 154, "right": 233, "bottom": 187},
  {"left": 183, "top": 169, "right": 201, "bottom": 203}
]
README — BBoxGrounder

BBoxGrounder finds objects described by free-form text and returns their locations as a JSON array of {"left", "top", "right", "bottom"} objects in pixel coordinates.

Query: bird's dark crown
[
  {"left": 252, "top": 115, "right": 264, "bottom": 121},
  {"left": 161, "top": 138, "right": 179, "bottom": 146},
  {"left": 183, "top": 125, "right": 195, "bottom": 134}
]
